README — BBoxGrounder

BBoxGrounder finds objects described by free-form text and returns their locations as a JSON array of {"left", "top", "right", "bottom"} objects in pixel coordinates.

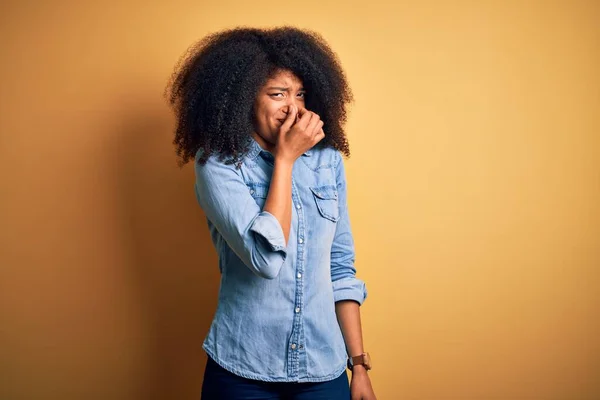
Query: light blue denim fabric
[{"left": 194, "top": 137, "right": 367, "bottom": 383}]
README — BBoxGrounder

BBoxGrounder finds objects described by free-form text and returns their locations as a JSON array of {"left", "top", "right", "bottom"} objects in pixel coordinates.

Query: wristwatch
[{"left": 347, "top": 352, "right": 372, "bottom": 371}]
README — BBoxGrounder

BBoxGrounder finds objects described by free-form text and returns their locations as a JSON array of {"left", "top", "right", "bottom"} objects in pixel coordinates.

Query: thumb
[{"left": 280, "top": 105, "right": 297, "bottom": 132}]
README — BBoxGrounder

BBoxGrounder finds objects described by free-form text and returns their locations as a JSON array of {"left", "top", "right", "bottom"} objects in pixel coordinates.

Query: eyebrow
[{"left": 266, "top": 86, "right": 306, "bottom": 91}]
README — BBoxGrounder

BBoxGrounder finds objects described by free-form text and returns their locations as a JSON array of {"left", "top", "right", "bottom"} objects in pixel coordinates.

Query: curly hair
[{"left": 164, "top": 26, "right": 354, "bottom": 167}]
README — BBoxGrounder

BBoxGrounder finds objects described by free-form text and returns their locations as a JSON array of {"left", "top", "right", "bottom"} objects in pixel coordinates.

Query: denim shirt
[{"left": 193, "top": 137, "right": 367, "bottom": 383}]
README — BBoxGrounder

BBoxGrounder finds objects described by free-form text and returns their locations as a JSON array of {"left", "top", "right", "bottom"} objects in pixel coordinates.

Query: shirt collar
[{"left": 248, "top": 136, "right": 312, "bottom": 160}]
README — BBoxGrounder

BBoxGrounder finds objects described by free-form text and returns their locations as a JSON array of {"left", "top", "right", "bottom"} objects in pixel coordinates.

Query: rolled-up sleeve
[
  {"left": 249, "top": 211, "right": 287, "bottom": 252},
  {"left": 194, "top": 154, "right": 287, "bottom": 279},
  {"left": 330, "top": 151, "right": 368, "bottom": 305}
]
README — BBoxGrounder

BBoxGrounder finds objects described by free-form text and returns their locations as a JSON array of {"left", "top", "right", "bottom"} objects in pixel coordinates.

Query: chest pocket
[{"left": 310, "top": 185, "right": 340, "bottom": 222}]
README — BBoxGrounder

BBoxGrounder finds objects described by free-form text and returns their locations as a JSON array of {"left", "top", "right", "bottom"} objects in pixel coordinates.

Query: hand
[
  {"left": 273, "top": 104, "right": 325, "bottom": 163},
  {"left": 350, "top": 366, "right": 377, "bottom": 400}
]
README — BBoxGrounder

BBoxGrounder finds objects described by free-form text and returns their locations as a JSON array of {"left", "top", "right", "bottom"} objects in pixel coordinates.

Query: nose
[{"left": 282, "top": 98, "right": 303, "bottom": 116}]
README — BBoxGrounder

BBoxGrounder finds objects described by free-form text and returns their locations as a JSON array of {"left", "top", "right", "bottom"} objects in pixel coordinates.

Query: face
[{"left": 252, "top": 69, "right": 306, "bottom": 146}]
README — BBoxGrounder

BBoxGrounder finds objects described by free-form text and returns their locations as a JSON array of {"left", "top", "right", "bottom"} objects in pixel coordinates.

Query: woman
[{"left": 166, "top": 26, "right": 376, "bottom": 400}]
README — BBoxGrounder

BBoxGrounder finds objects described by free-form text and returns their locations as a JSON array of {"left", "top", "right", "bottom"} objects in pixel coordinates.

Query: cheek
[
  {"left": 263, "top": 107, "right": 279, "bottom": 124},
  {"left": 253, "top": 108, "right": 275, "bottom": 133},
  {"left": 253, "top": 99, "right": 281, "bottom": 130}
]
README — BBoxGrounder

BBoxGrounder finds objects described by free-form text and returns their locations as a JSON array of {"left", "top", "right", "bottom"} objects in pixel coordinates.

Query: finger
[
  {"left": 311, "top": 120, "right": 324, "bottom": 137},
  {"left": 314, "top": 128, "right": 325, "bottom": 143},
  {"left": 296, "top": 108, "right": 313, "bottom": 130},
  {"left": 297, "top": 106, "right": 307, "bottom": 118},
  {"left": 306, "top": 114, "right": 321, "bottom": 135},
  {"left": 280, "top": 104, "right": 297, "bottom": 132}
]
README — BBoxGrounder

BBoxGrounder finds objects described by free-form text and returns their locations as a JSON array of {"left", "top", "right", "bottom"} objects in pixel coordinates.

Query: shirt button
[
  {"left": 249, "top": 189, "right": 254, "bottom": 195},
  {"left": 291, "top": 343, "right": 297, "bottom": 350},
  {"left": 297, "top": 273, "right": 302, "bottom": 279},
  {"left": 298, "top": 238, "right": 303, "bottom": 244},
  {"left": 295, "top": 307, "right": 301, "bottom": 313},
  {"left": 296, "top": 203, "right": 301, "bottom": 209}
]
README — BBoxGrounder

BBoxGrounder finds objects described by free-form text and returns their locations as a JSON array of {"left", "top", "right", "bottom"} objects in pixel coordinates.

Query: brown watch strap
[{"left": 349, "top": 352, "right": 372, "bottom": 370}]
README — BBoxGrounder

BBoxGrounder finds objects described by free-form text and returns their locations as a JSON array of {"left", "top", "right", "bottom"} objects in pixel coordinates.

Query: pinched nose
[{"left": 279, "top": 105, "right": 305, "bottom": 121}]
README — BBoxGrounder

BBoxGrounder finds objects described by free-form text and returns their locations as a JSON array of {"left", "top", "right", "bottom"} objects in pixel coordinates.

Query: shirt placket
[{"left": 287, "top": 178, "right": 306, "bottom": 380}]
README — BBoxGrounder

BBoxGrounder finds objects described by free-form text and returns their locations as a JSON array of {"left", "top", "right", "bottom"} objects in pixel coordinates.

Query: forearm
[
  {"left": 263, "top": 157, "right": 294, "bottom": 245},
  {"left": 335, "top": 300, "right": 365, "bottom": 360}
]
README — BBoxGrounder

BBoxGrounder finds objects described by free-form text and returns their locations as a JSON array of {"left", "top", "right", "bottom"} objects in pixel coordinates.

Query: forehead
[{"left": 264, "top": 69, "right": 303, "bottom": 87}]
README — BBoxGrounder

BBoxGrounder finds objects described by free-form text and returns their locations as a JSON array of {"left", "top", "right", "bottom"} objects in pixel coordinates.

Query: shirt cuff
[
  {"left": 332, "top": 277, "right": 368, "bottom": 305},
  {"left": 249, "top": 210, "right": 287, "bottom": 252}
]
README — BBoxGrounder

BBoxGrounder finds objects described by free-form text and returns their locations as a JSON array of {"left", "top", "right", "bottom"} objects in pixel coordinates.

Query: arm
[
  {"left": 261, "top": 104, "right": 324, "bottom": 245},
  {"left": 194, "top": 105, "right": 323, "bottom": 279}
]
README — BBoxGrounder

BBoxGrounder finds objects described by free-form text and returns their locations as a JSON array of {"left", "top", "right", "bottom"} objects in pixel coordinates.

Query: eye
[
  {"left": 297, "top": 92, "right": 305, "bottom": 99},
  {"left": 269, "top": 93, "right": 284, "bottom": 98}
]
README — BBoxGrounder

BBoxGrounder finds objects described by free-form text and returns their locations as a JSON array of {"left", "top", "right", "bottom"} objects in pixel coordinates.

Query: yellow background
[{"left": 1, "top": 0, "right": 599, "bottom": 399}]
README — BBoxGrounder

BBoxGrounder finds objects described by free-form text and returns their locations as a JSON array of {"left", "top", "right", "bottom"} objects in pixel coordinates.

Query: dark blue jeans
[{"left": 201, "top": 356, "right": 351, "bottom": 399}]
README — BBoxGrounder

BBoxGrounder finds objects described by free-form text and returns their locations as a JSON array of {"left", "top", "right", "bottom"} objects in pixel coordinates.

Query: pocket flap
[{"left": 309, "top": 185, "right": 338, "bottom": 200}]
